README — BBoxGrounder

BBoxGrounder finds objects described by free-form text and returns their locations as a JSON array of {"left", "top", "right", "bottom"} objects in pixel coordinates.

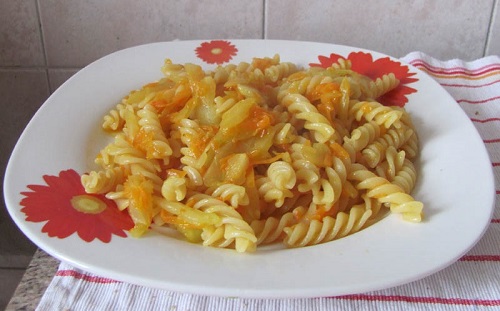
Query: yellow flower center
[
  {"left": 211, "top": 48, "right": 223, "bottom": 55},
  {"left": 71, "top": 195, "right": 107, "bottom": 214}
]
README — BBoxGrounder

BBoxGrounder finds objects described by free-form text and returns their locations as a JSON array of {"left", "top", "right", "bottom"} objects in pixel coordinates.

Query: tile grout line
[
  {"left": 0, "top": 266, "right": 28, "bottom": 271},
  {"left": 34, "top": 0, "right": 51, "bottom": 92},
  {"left": 262, "top": 0, "right": 267, "bottom": 39},
  {"left": 0, "top": 66, "right": 81, "bottom": 71},
  {"left": 483, "top": 0, "right": 499, "bottom": 57},
  {"left": 0, "top": 66, "right": 83, "bottom": 71}
]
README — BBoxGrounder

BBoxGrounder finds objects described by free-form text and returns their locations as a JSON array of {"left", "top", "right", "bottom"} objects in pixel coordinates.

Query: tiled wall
[{"left": 1, "top": 0, "right": 500, "bottom": 259}]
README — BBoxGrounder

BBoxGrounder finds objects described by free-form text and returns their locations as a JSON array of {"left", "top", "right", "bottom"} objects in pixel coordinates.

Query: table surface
[{"left": 6, "top": 249, "right": 58, "bottom": 310}]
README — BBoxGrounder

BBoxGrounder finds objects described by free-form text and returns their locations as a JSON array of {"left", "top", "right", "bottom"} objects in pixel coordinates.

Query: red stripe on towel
[
  {"left": 457, "top": 95, "right": 500, "bottom": 104},
  {"left": 460, "top": 255, "right": 500, "bottom": 262},
  {"left": 56, "top": 270, "right": 119, "bottom": 284},
  {"left": 440, "top": 79, "right": 500, "bottom": 88},
  {"left": 409, "top": 60, "right": 500, "bottom": 76},
  {"left": 484, "top": 138, "right": 500, "bottom": 143},
  {"left": 335, "top": 294, "right": 500, "bottom": 306},
  {"left": 471, "top": 118, "right": 500, "bottom": 123}
]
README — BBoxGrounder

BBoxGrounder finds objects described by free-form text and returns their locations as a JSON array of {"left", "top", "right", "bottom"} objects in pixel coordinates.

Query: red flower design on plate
[
  {"left": 310, "top": 52, "right": 418, "bottom": 107},
  {"left": 195, "top": 40, "right": 238, "bottom": 65},
  {"left": 20, "top": 169, "right": 133, "bottom": 243}
]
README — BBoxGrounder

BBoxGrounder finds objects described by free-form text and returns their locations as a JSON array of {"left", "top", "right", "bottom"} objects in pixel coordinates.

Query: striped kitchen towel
[{"left": 36, "top": 52, "right": 500, "bottom": 311}]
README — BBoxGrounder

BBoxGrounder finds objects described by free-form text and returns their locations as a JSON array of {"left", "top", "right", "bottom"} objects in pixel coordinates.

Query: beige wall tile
[
  {"left": 0, "top": 69, "right": 50, "bottom": 166},
  {"left": 0, "top": 69, "right": 49, "bottom": 265},
  {"left": 0, "top": 1, "right": 45, "bottom": 66},
  {"left": 266, "top": 0, "right": 494, "bottom": 60},
  {"left": 39, "top": 0, "right": 264, "bottom": 67},
  {"left": 486, "top": 1, "right": 500, "bottom": 55},
  {"left": 48, "top": 69, "right": 80, "bottom": 93},
  {"left": 0, "top": 69, "right": 50, "bottom": 184},
  {"left": 0, "top": 268, "right": 29, "bottom": 307}
]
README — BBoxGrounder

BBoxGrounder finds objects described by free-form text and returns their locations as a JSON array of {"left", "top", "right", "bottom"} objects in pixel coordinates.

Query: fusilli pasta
[{"left": 81, "top": 54, "right": 423, "bottom": 252}]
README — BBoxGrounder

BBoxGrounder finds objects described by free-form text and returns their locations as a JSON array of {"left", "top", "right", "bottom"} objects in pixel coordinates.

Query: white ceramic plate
[{"left": 4, "top": 40, "right": 495, "bottom": 298}]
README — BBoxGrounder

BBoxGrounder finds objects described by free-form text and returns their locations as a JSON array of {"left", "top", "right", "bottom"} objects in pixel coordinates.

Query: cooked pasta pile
[{"left": 81, "top": 54, "right": 423, "bottom": 252}]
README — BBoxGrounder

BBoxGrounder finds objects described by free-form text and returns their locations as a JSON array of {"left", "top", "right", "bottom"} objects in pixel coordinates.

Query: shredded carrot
[
  {"left": 250, "top": 152, "right": 287, "bottom": 166},
  {"left": 160, "top": 210, "right": 177, "bottom": 224},
  {"left": 123, "top": 175, "right": 154, "bottom": 215},
  {"left": 143, "top": 82, "right": 159, "bottom": 89},
  {"left": 309, "top": 205, "right": 327, "bottom": 221},
  {"left": 379, "top": 125, "right": 387, "bottom": 136},
  {"left": 308, "top": 83, "right": 341, "bottom": 124},
  {"left": 185, "top": 197, "right": 196, "bottom": 208},
  {"left": 160, "top": 210, "right": 200, "bottom": 229},
  {"left": 293, "top": 207, "right": 305, "bottom": 221},
  {"left": 150, "top": 99, "right": 169, "bottom": 112},
  {"left": 307, "top": 82, "right": 340, "bottom": 102},
  {"left": 245, "top": 166, "right": 256, "bottom": 189},
  {"left": 189, "top": 125, "right": 218, "bottom": 158},
  {"left": 360, "top": 103, "right": 373, "bottom": 114},
  {"left": 132, "top": 128, "right": 155, "bottom": 157},
  {"left": 157, "top": 82, "right": 193, "bottom": 126},
  {"left": 286, "top": 71, "right": 309, "bottom": 82},
  {"left": 317, "top": 102, "right": 336, "bottom": 124},
  {"left": 249, "top": 106, "right": 275, "bottom": 130},
  {"left": 225, "top": 105, "right": 276, "bottom": 139},
  {"left": 219, "top": 154, "right": 232, "bottom": 172},
  {"left": 251, "top": 57, "right": 275, "bottom": 71},
  {"left": 322, "top": 152, "right": 334, "bottom": 168},
  {"left": 307, "top": 204, "right": 338, "bottom": 221},
  {"left": 329, "top": 142, "right": 350, "bottom": 161},
  {"left": 166, "top": 168, "right": 187, "bottom": 178}
]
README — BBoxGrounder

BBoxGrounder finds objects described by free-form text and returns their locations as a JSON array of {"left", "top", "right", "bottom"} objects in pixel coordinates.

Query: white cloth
[{"left": 37, "top": 52, "right": 500, "bottom": 311}]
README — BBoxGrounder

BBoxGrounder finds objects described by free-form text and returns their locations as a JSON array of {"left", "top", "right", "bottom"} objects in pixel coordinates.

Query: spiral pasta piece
[
  {"left": 257, "top": 176, "right": 294, "bottom": 208},
  {"left": 92, "top": 133, "right": 163, "bottom": 193},
  {"left": 137, "top": 104, "right": 173, "bottom": 161},
  {"left": 375, "top": 147, "right": 418, "bottom": 195},
  {"left": 192, "top": 194, "right": 257, "bottom": 252},
  {"left": 401, "top": 131, "right": 419, "bottom": 159},
  {"left": 392, "top": 159, "right": 418, "bottom": 194},
  {"left": 208, "top": 183, "right": 249, "bottom": 207},
  {"left": 284, "top": 206, "right": 373, "bottom": 247},
  {"left": 102, "top": 103, "right": 126, "bottom": 131},
  {"left": 113, "top": 147, "right": 163, "bottom": 191},
  {"left": 291, "top": 151, "right": 321, "bottom": 193},
  {"left": 350, "top": 100, "right": 403, "bottom": 128},
  {"left": 349, "top": 164, "right": 422, "bottom": 222},
  {"left": 251, "top": 212, "right": 296, "bottom": 245},
  {"left": 344, "top": 121, "right": 381, "bottom": 152},
  {"left": 161, "top": 175, "right": 187, "bottom": 202},
  {"left": 265, "top": 61, "right": 298, "bottom": 83},
  {"left": 278, "top": 74, "right": 334, "bottom": 102},
  {"left": 273, "top": 123, "right": 297, "bottom": 145},
  {"left": 214, "top": 96, "right": 238, "bottom": 116},
  {"left": 362, "top": 125, "right": 414, "bottom": 168},
  {"left": 177, "top": 118, "right": 213, "bottom": 172},
  {"left": 281, "top": 93, "right": 336, "bottom": 143},
  {"left": 367, "top": 73, "right": 400, "bottom": 99},
  {"left": 81, "top": 166, "right": 128, "bottom": 194},
  {"left": 310, "top": 167, "right": 343, "bottom": 209},
  {"left": 328, "top": 58, "right": 352, "bottom": 70}
]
